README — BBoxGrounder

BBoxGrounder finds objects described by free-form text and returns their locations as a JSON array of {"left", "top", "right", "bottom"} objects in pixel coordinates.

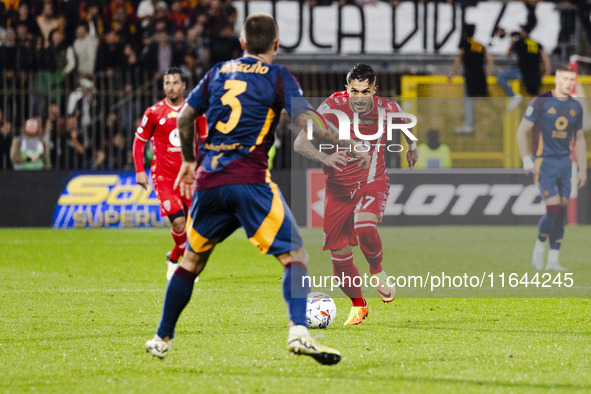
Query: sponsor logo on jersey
[
  {"left": 169, "top": 128, "right": 181, "bottom": 147},
  {"left": 159, "top": 118, "right": 166, "bottom": 125},
  {"left": 141, "top": 116, "right": 148, "bottom": 127}
]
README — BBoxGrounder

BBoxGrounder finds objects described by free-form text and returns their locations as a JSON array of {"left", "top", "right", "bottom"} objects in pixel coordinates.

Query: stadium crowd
[
  {"left": 0, "top": 0, "right": 586, "bottom": 171},
  {"left": 0, "top": 0, "right": 240, "bottom": 170}
]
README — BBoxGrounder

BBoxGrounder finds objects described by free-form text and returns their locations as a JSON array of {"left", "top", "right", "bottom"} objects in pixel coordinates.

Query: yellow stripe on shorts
[
  {"left": 186, "top": 216, "right": 217, "bottom": 253},
  {"left": 249, "top": 182, "right": 284, "bottom": 254}
]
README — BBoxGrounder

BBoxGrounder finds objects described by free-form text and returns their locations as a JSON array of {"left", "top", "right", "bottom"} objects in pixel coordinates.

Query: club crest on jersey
[
  {"left": 163, "top": 200, "right": 171, "bottom": 211},
  {"left": 159, "top": 118, "right": 166, "bottom": 125},
  {"left": 168, "top": 111, "right": 178, "bottom": 119},
  {"left": 169, "top": 129, "right": 181, "bottom": 147}
]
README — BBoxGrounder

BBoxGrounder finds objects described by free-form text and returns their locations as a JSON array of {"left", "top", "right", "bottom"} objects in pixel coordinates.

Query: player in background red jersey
[
  {"left": 295, "top": 64, "right": 418, "bottom": 326},
  {"left": 133, "top": 67, "right": 207, "bottom": 280}
]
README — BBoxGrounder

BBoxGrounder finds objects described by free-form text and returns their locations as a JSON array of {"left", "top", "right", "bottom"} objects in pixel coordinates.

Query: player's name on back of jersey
[
  {"left": 204, "top": 142, "right": 244, "bottom": 151},
  {"left": 219, "top": 61, "right": 269, "bottom": 75}
]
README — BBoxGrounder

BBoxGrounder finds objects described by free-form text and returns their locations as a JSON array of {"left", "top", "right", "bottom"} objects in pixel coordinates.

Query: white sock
[
  {"left": 289, "top": 325, "right": 309, "bottom": 337},
  {"left": 547, "top": 249, "right": 560, "bottom": 264},
  {"left": 534, "top": 239, "right": 545, "bottom": 251}
]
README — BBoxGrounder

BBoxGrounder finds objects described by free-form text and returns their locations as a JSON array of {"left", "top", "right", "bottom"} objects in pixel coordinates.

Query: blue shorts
[
  {"left": 186, "top": 182, "right": 304, "bottom": 255},
  {"left": 535, "top": 156, "right": 572, "bottom": 200}
]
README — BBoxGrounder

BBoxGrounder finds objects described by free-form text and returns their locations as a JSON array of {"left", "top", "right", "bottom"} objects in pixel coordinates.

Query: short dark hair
[
  {"left": 346, "top": 64, "right": 377, "bottom": 85},
  {"left": 462, "top": 23, "right": 476, "bottom": 38},
  {"left": 555, "top": 64, "right": 575, "bottom": 74},
  {"left": 164, "top": 67, "right": 186, "bottom": 83},
  {"left": 241, "top": 13, "right": 278, "bottom": 54}
]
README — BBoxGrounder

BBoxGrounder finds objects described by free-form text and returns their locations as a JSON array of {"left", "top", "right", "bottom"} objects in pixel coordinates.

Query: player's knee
[
  {"left": 291, "top": 247, "right": 309, "bottom": 267},
  {"left": 277, "top": 248, "right": 309, "bottom": 268},
  {"left": 170, "top": 215, "right": 186, "bottom": 232},
  {"left": 355, "top": 221, "right": 379, "bottom": 242}
]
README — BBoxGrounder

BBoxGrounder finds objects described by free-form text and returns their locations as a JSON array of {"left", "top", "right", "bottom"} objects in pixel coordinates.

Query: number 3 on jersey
[{"left": 216, "top": 80, "right": 247, "bottom": 134}]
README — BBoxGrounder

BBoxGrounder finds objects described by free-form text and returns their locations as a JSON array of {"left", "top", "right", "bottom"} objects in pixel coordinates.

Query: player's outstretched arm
[
  {"left": 575, "top": 129, "right": 587, "bottom": 189},
  {"left": 174, "top": 104, "right": 198, "bottom": 199},
  {"left": 516, "top": 118, "right": 535, "bottom": 175},
  {"left": 294, "top": 130, "right": 346, "bottom": 172}
]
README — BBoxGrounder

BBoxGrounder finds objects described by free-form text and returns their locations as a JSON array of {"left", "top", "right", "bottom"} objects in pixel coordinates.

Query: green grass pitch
[{"left": 1, "top": 227, "right": 590, "bottom": 393}]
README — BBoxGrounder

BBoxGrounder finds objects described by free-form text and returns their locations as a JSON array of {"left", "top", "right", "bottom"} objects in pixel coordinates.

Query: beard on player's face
[
  {"left": 350, "top": 97, "right": 371, "bottom": 113},
  {"left": 166, "top": 91, "right": 182, "bottom": 103}
]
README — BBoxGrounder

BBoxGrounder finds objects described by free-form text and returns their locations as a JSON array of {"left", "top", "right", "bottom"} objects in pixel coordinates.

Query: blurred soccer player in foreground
[
  {"left": 294, "top": 64, "right": 418, "bottom": 326},
  {"left": 133, "top": 67, "right": 207, "bottom": 280},
  {"left": 145, "top": 13, "right": 368, "bottom": 365},
  {"left": 517, "top": 65, "right": 587, "bottom": 271}
]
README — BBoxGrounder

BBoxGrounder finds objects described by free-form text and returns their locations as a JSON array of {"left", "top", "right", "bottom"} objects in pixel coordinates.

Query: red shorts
[
  {"left": 152, "top": 174, "right": 191, "bottom": 217},
  {"left": 322, "top": 180, "right": 389, "bottom": 251}
]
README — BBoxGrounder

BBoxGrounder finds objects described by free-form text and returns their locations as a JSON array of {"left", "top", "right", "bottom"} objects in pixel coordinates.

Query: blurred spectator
[
  {"left": 48, "top": 28, "right": 68, "bottom": 75},
  {"left": 0, "top": 111, "right": 13, "bottom": 170},
  {"left": 122, "top": 42, "right": 141, "bottom": 88},
  {"left": 137, "top": 0, "right": 158, "bottom": 29},
  {"left": 36, "top": 0, "right": 62, "bottom": 48},
  {"left": 415, "top": 129, "right": 451, "bottom": 169},
  {"left": 208, "top": 23, "right": 241, "bottom": 66},
  {"left": 449, "top": 23, "right": 493, "bottom": 134},
  {"left": 180, "top": 52, "right": 203, "bottom": 85},
  {"left": 172, "top": 29, "right": 188, "bottom": 67},
  {"left": 44, "top": 102, "right": 66, "bottom": 167},
  {"left": 82, "top": 1, "right": 104, "bottom": 39},
  {"left": 169, "top": 0, "right": 189, "bottom": 31},
  {"left": 498, "top": 25, "right": 551, "bottom": 110},
  {"left": 15, "top": 21, "right": 29, "bottom": 44},
  {"left": 103, "top": 0, "right": 136, "bottom": 28},
  {"left": 187, "top": 23, "right": 209, "bottom": 68},
  {"left": 96, "top": 29, "right": 124, "bottom": 76},
  {"left": 67, "top": 78, "right": 101, "bottom": 167},
  {"left": 155, "top": 29, "right": 172, "bottom": 73},
  {"left": 5, "top": 3, "right": 40, "bottom": 37},
  {"left": 110, "top": 132, "right": 129, "bottom": 169},
  {"left": 110, "top": 3, "right": 138, "bottom": 46},
  {"left": 102, "top": 111, "right": 129, "bottom": 169},
  {"left": 1, "top": 28, "right": 18, "bottom": 74},
  {"left": 139, "top": 31, "right": 158, "bottom": 74},
  {"left": 65, "top": 22, "right": 98, "bottom": 78},
  {"left": 10, "top": 118, "right": 51, "bottom": 170},
  {"left": 56, "top": 115, "right": 86, "bottom": 169},
  {"left": 206, "top": 0, "right": 227, "bottom": 36}
]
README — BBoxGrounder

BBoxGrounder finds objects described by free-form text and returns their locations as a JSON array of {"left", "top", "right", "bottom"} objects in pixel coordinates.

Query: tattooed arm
[
  {"left": 294, "top": 130, "right": 346, "bottom": 172},
  {"left": 293, "top": 111, "right": 369, "bottom": 168}
]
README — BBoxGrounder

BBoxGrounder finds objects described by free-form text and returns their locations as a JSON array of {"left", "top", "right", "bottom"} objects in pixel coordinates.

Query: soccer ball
[{"left": 306, "top": 292, "right": 337, "bottom": 329}]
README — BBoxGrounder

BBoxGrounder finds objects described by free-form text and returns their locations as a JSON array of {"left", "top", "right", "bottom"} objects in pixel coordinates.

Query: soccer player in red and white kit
[
  {"left": 133, "top": 67, "right": 207, "bottom": 280},
  {"left": 295, "top": 64, "right": 418, "bottom": 326}
]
